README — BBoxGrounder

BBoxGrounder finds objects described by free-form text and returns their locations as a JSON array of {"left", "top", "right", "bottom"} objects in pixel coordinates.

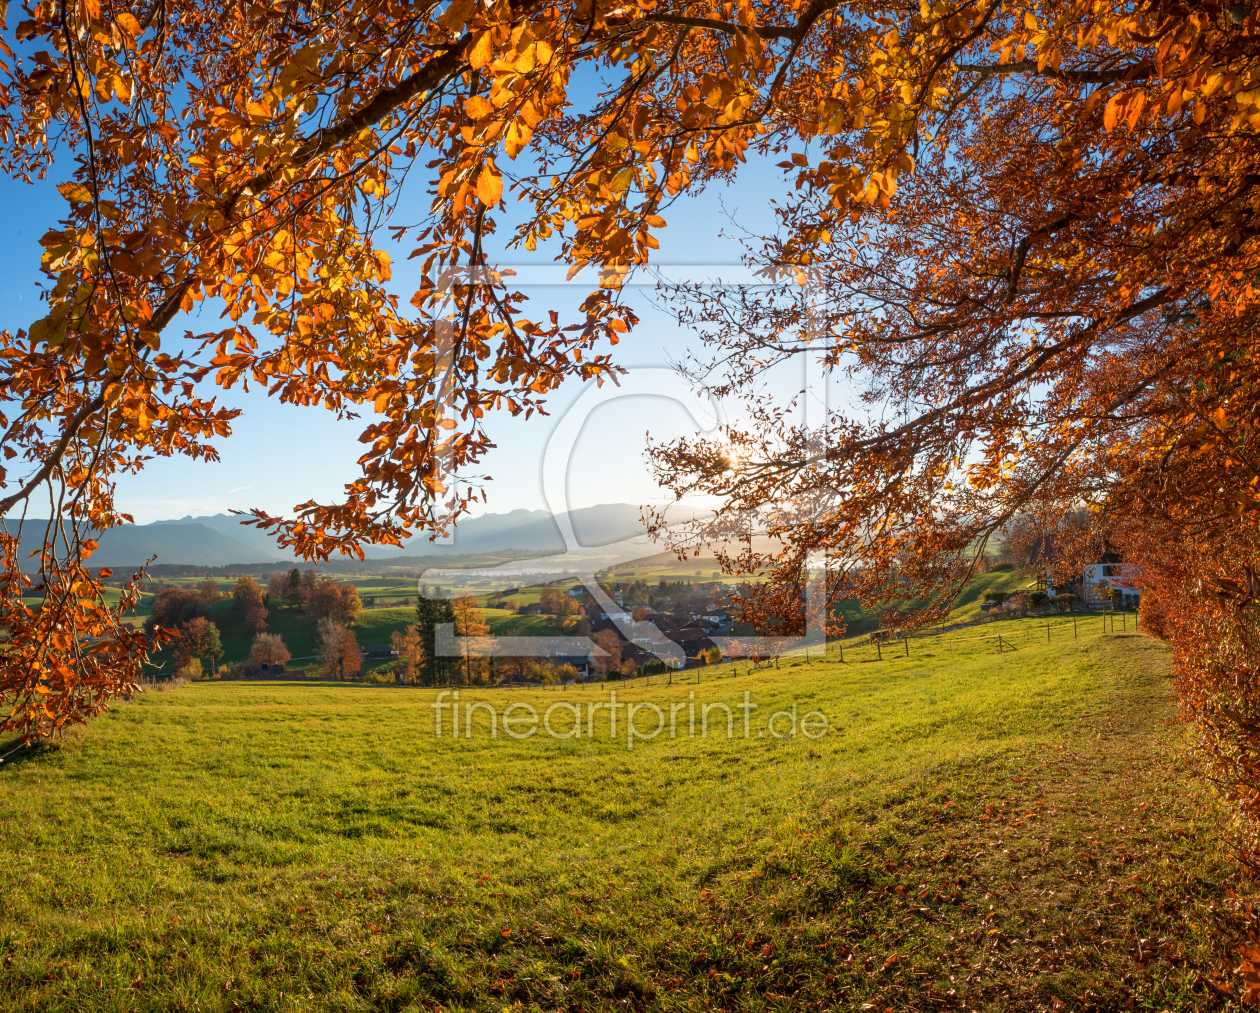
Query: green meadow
[{"left": 1, "top": 617, "right": 1251, "bottom": 1011}]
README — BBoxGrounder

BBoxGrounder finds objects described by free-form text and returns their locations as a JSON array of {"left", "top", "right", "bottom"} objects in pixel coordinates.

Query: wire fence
[
  {"left": 137, "top": 611, "right": 1136, "bottom": 692},
  {"left": 827, "top": 609, "right": 1134, "bottom": 663}
]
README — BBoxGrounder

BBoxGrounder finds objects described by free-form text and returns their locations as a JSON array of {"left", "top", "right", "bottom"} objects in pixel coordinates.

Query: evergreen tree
[{"left": 416, "top": 595, "right": 456, "bottom": 685}]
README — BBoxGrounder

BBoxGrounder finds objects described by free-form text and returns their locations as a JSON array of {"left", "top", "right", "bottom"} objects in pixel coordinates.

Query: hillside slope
[{"left": 2, "top": 626, "right": 1250, "bottom": 1012}]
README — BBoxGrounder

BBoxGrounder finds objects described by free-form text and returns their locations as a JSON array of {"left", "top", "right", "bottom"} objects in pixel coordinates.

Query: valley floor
[{"left": 0, "top": 618, "right": 1253, "bottom": 1011}]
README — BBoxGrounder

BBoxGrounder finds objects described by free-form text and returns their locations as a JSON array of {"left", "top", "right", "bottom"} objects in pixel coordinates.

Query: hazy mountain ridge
[
  {"left": 9, "top": 522, "right": 276, "bottom": 568},
  {"left": 11, "top": 503, "right": 658, "bottom": 568},
  {"left": 151, "top": 504, "right": 648, "bottom": 558}
]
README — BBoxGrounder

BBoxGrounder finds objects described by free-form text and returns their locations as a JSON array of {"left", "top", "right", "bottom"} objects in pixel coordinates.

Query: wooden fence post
[
  {"left": 1046, "top": 621, "right": 1050, "bottom": 644},
  {"left": 904, "top": 636, "right": 909, "bottom": 658},
  {"left": 877, "top": 638, "right": 882, "bottom": 661}
]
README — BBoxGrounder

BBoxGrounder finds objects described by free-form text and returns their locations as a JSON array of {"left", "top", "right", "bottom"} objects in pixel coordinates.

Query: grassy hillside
[
  {"left": 825, "top": 567, "right": 1040, "bottom": 632},
  {"left": 1, "top": 619, "right": 1251, "bottom": 1011},
  {"left": 481, "top": 608, "right": 560, "bottom": 635}
]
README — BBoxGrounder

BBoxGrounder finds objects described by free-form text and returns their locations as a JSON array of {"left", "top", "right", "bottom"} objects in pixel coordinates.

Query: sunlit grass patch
[{"left": 2, "top": 621, "right": 1245, "bottom": 1011}]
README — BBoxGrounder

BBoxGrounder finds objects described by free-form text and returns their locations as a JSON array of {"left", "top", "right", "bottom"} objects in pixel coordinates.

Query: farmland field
[
  {"left": 1, "top": 618, "right": 1251, "bottom": 1011},
  {"left": 115, "top": 561, "right": 1041, "bottom": 675}
]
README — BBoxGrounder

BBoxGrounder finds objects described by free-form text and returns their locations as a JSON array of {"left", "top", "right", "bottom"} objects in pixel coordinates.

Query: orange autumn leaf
[{"left": 476, "top": 166, "right": 503, "bottom": 205}]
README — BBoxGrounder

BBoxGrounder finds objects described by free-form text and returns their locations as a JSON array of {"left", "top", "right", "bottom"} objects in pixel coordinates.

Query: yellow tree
[
  {"left": 452, "top": 593, "right": 489, "bottom": 686},
  {"left": 338, "top": 585, "right": 364, "bottom": 626},
  {"left": 232, "top": 577, "right": 263, "bottom": 612},
  {"left": 317, "top": 618, "right": 361, "bottom": 681},
  {"left": 389, "top": 624, "right": 426, "bottom": 685},
  {"left": 248, "top": 632, "right": 291, "bottom": 670},
  {"left": 265, "top": 572, "right": 290, "bottom": 605},
  {"left": 591, "top": 628, "right": 624, "bottom": 680}
]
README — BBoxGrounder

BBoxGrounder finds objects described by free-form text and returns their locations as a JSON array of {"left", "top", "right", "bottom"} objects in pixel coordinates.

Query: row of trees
[
  {"left": 168, "top": 625, "right": 292, "bottom": 680},
  {"left": 384, "top": 592, "right": 611, "bottom": 686},
  {"left": 266, "top": 569, "right": 363, "bottom": 625},
  {"left": 148, "top": 577, "right": 269, "bottom": 671},
  {"left": 163, "top": 591, "right": 718, "bottom": 686},
  {"left": 496, "top": 660, "right": 581, "bottom": 686},
  {"left": 145, "top": 586, "right": 226, "bottom": 679},
  {"left": 155, "top": 576, "right": 408, "bottom": 681}
]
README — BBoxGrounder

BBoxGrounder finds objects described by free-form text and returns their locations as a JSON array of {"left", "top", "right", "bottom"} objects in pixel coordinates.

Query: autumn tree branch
[
  {"left": 955, "top": 58, "right": 1155, "bottom": 84},
  {"left": 0, "top": 390, "right": 106, "bottom": 516},
  {"left": 1008, "top": 211, "right": 1077, "bottom": 302},
  {"left": 757, "top": 285, "right": 1179, "bottom": 478},
  {"left": 645, "top": 13, "right": 802, "bottom": 40},
  {"left": 8, "top": 39, "right": 475, "bottom": 517},
  {"left": 234, "top": 41, "right": 470, "bottom": 206},
  {"left": 145, "top": 38, "right": 470, "bottom": 338}
]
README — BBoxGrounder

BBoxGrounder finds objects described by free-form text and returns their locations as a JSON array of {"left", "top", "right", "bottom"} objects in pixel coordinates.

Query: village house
[
  {"left": 1031, "top": 537, "right": 1141, "bottom": 611},
  {"left": 596, "top": 603, "right": 632, "bottom": 622},
  {"left": 552, "top": 654, "right": 592, "bottom": 679},
  {"left": 1080, "top": 551, "right": 1142, "bottom": 610},
  {"left": 697, "top": 609, "right": 734, "bottom": 634}
]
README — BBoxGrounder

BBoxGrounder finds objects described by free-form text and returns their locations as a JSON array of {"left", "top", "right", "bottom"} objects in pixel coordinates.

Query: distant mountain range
[{"left": 8, "top": 503, "right": 658, "bottom": 568}]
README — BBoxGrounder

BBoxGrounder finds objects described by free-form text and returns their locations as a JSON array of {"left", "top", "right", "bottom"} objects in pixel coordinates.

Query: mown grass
[
  {"left": 2, "top": 618, "right": 1255, "bottom": 1011},
  {"left": 479, "top": 609, "right": 560, "bottom": 636}
]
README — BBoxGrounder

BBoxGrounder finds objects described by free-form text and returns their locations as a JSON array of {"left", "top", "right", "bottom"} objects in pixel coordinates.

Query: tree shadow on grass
[{"left": 0, "top": 736, "right": 60, "bottom": 774}]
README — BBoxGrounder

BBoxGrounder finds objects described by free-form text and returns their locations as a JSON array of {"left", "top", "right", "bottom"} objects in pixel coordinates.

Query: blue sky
[{"left": 0, "top": 131, "right": 824, "bottom": 528}]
